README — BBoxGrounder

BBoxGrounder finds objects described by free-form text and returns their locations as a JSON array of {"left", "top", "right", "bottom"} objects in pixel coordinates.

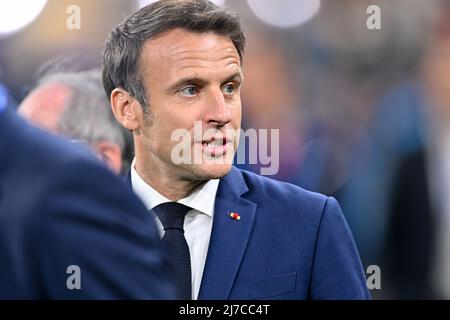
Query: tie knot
[{"left": 152, "top": 202, "right": 190, "bottom": 231}]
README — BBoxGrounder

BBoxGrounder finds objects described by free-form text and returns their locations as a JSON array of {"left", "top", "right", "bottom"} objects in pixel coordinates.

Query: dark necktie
[{"left": 152, "top": 202, "right": 192, "bottom": 300}]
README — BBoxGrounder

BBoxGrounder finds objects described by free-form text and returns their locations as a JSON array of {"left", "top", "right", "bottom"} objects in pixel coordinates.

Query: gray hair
[
  {"left": 38, "top": 70, "right": 125, "bottom": 152},
  {"left": 102, "top": 0, "right": 245, "bottom": 115}
]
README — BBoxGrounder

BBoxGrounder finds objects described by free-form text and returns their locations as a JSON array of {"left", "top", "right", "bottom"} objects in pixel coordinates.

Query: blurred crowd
[{"left": 2, "top": 0, "right": 450, "bottom": 299}]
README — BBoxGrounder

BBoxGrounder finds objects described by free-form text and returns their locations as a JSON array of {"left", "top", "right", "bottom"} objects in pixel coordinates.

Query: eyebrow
[
  {"left": 167, "top": 71, "right": 243, "bottom": 94},
  {"left": 224, "top": 72, "right": 243, "bottom": 85}
]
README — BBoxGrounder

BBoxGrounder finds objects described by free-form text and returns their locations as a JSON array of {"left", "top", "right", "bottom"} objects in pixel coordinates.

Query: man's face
[{"left": 136, "top": 28, "right": 243, "bottom": 181}]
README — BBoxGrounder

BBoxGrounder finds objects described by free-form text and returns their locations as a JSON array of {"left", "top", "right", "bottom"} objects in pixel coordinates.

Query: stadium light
[
  {"left": 137, "top": 0, "right": 225, "bottom": 9},
  {"left": 247, "top": 0, "right": 321, "bottom": 28},
  {"left": 0, "top": 0, "right": 47, "bottom": 37}
]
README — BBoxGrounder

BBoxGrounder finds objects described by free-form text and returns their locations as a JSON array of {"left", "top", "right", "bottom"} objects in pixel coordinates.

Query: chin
[{"left": 190, "top": 162, "right": 232, "bottom": 180}]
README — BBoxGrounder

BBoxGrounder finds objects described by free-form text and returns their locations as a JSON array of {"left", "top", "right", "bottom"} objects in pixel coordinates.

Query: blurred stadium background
[{"left": 2, "top": 0, "right": 450, "bottom": 299}]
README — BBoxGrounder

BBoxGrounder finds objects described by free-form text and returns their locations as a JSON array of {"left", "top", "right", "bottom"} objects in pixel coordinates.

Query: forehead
[
  {"left": 141, "top": 28, "right": 241, "bottom": 79},
  {"left": 20, "top": 84, "right": 70, "bottom": 113},
  {"left": 18, "top": 84, "right": 69, "bottom": 132}
]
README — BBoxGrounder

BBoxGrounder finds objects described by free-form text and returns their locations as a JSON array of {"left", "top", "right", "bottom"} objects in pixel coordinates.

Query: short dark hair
[{"left": 102, "top": 0, "right": 245, "bottom": 114}]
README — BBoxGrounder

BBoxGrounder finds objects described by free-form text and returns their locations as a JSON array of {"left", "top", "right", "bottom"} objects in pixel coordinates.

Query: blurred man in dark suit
[
  {"left": 102, "top": 0, "right": 369, "bottom": 299},
  {"left": 384, "top": 8, "right": 450, "bottom": 298},
  {"left": 0, "top": 101, "right": 174, "bottom": 299}
]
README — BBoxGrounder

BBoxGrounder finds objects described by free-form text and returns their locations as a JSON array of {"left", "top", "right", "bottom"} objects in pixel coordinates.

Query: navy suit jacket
[
  {"left": 127, "top": 166, "right": 370, "bottom": 300},
  {"left": 0, "top": 108, "right": 174, "bottom": 299}
]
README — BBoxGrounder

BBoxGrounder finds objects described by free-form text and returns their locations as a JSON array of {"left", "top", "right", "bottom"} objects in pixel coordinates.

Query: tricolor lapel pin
[{"left": 229, "top": 212, "right": 241, "bottom": 221}]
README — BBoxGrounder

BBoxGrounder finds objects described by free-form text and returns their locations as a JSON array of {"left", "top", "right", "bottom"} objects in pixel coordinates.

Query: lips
[{"left": 200, "top": 136, "right": 230, "bottom": 157}]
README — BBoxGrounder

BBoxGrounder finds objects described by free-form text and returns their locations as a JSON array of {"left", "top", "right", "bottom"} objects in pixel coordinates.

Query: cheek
[
  {"left": 156, "top": 111, "right": 195, "bottom": 145},
  {"left": 231, "top": 102, "right": 242, "bottom": 123}
]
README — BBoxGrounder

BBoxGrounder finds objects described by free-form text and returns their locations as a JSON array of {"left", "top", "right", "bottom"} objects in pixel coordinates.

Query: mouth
[{"left": 200, "top": 136, "right": 231, "bottom": 157}]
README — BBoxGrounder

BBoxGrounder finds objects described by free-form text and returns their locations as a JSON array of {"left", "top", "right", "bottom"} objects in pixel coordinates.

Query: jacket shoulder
[{"left": 239, "top": 168, "right": 328, "bottom": 207}]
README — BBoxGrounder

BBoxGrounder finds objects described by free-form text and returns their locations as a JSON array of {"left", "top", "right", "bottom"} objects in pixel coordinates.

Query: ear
[
  {"left": 96, "top": 141, "right": 123, "bottom": 175},
  {"left": 110, "top": 88, "right": 141, "bottom": 131}
]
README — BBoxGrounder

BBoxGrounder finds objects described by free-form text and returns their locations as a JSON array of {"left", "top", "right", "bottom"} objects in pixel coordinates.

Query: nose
[{"left": 204, "top": 88, "right": 232, "bottom": 127}]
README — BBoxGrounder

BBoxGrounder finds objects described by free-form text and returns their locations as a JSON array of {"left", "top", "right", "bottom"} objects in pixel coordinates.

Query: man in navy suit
[
  {"left": 0, "top": 102, "right": 174, "bottom": 299},
  {"left": 103, "top": 0, "right": 370, "bottom": 299}
]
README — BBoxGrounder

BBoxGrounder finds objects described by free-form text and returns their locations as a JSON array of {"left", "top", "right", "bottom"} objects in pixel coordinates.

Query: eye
[
  {"left": 180, "top": 85, "right": 199, "bottom": 97},
  {"left": 222, "top": 83, "right": 235, "bottom": 95}
]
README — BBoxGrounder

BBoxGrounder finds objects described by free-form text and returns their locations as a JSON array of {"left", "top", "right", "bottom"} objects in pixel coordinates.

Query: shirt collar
[{"left": 130, "top": 159, "right": 219, "bottom": 218}]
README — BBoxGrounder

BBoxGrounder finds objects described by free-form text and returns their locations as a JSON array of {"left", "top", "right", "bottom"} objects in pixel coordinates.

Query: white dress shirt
[{"left": 131, "top": 161, "right": 219, "bottom": 300}]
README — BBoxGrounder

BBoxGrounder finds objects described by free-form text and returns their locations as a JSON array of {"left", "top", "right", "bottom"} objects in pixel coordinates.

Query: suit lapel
[{"left": 198, "top": 167, "right": 257, "bottom": 299}]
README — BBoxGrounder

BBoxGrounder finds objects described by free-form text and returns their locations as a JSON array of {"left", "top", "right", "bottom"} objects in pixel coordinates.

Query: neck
[{"left": 134, "top": 157, "right": 203, "bottom": 202}]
